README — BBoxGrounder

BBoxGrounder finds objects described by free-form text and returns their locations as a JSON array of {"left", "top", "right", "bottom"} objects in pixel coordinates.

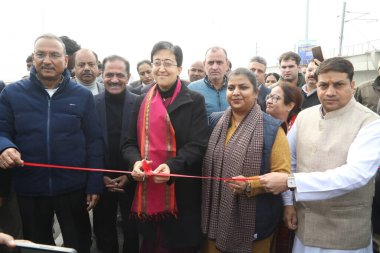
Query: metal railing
[{"left": 329, "top": 39, "right": 380, "bottom": 57}]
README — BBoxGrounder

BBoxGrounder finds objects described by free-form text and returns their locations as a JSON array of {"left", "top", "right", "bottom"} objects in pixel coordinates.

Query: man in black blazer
[
  {"left": 128, "top": 60, "right": 155, "bottom": 95},
  {"left": 93, "top": 55, "right": 139, "bottom": 253}
]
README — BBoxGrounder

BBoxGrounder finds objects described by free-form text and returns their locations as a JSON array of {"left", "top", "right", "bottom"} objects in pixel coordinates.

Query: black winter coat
[{"left": 122, "top": 81, "right": 209, "bottom": 248}]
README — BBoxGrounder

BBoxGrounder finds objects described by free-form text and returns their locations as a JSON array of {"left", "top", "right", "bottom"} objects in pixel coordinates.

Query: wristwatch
[
  {"left": 245, "top": 182, "right": 251, "bottom": 193},
  {"left": 287, "top": 174, "right": 296, "bottom": 191}
]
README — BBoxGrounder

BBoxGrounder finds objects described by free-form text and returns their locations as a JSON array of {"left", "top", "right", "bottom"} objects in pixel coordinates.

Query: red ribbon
[{"left": 23, "top": 162, "right": 255, "bottom": 182}]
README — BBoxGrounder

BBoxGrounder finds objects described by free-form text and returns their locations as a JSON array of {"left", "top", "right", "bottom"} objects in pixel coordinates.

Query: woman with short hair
[
  {"left": 266, "top": 81, "right": 303, "bottom": 132},
  {"left": 122, "top": 41, "right": 208, "bottom": 253}
]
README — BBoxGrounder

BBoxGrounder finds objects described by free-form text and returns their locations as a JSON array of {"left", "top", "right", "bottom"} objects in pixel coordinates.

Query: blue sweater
[
  {"left": 188, "top": 77, "right": 229, "bottom": 117},
  {"left": 0, "top": 67, "right": 104, "bottom": 196}
]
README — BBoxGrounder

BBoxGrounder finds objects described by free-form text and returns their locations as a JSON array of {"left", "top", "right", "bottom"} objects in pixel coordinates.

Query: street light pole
[
  {"left": 338, "top": 1, "right": 346, "bottom": 56},
  {"left": 305, "top": 0, "right": 309, "bottom": 42}
]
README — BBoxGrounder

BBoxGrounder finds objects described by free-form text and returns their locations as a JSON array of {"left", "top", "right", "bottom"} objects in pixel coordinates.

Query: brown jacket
[{"left": 354, "top": 75, "right": 380, "bottom": 112}]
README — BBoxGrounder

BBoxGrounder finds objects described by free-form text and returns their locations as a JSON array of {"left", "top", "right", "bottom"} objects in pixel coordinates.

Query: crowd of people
[{"left": 0, "top": 33, "right": 380, "bottom": 253}]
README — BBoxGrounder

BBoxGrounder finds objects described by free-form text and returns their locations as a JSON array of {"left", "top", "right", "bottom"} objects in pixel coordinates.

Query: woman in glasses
[
  {"left": 203, "top": 68, "right": 290, "bottom": 253},
  {"left": 122, "top": 41, "right": 208, "bottom": 253},
  {"left": 266, "top": 82, "right": 303, "bottom": 132},
  {"left": 265, "top": 81, "right": 303, "bottom": 253}
]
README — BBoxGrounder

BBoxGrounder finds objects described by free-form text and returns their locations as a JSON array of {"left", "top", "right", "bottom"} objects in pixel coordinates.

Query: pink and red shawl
[{"left": 131, "top": 81, "right": 181, "bottom": 219}]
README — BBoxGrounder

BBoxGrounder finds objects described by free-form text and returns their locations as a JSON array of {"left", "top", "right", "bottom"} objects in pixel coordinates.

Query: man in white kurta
[{"left": 260, "top": 57, "right": 380, "bottom": 253}]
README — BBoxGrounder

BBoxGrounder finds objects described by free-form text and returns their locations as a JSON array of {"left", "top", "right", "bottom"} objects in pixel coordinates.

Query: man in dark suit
[
  {"left": 93, "top": 55, "right": 139, "bottom": 253},
  {"left": 0, "top": 80, "right": 5, "bottom": 92},
  {"left": 128, "top": 60, "right": 155, "bottom": 94},
  {"left": 248, "top": 56, "right": 270, "bottom": 112}
]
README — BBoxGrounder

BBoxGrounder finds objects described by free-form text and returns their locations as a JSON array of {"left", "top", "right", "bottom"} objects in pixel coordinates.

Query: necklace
[{"left": 231, "top": 116, "right": 240, "bottom": 129}]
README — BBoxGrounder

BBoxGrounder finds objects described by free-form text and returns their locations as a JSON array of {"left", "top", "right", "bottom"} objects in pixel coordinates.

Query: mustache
[
  {"left": 41, "top": 65, "right": 54, "bottom": 69},
  {"left": 108, "top": 82, "right": 122, "bottom": 87}
]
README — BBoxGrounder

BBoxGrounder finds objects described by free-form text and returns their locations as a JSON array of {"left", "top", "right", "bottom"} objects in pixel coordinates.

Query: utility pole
[
  {"left": 338, "top": 1, "right": 346, "bottom": 56},
  {"left": 305, "top": 0, "right": 309, "bottom": 41}
]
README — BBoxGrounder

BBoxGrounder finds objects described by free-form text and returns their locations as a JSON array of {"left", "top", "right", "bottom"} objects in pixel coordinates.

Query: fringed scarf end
[{"left": 130, "top": 210, "right": 178, "bottom": 222}]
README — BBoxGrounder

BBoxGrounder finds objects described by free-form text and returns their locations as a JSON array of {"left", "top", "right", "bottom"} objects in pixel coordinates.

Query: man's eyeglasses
[
  {"left": 152, "top": 59, "right": 177, "bottom": 68},
  {"left": 265, "top": 94, "right": 281, "bottom": 103},
  {"left": 34, "top": 52, "right": 63, "bottom": 60}
]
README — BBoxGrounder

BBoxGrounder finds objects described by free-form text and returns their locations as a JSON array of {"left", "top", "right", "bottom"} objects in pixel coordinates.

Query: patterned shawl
[
  {"left": 131, "top": 80, "right": 181, "bottom": 219},
  {"left": 201, "top": 104, "right": 264, "bottom": 253}
]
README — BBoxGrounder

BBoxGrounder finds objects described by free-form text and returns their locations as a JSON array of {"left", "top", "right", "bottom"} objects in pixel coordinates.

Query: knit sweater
[{"left": 188, "top": 76, "right": 229, "bottom": 117}]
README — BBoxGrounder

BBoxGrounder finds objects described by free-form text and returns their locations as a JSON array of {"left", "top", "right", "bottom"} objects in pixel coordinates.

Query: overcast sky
[{"left": 0, "top": 0, "right": 379, "bottom": 82}]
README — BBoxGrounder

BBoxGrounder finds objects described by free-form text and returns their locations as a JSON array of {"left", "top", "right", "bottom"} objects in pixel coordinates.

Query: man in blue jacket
[
  {"left": 0, "top": 34, "right": 104, "bottom": 253},
  {"left": 188, "top": 46, "right": 230, "bottom": 117}
]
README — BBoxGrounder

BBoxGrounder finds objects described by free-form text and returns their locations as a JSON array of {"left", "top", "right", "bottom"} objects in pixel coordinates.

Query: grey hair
[
  {"left": 249, "top": 56, "right": 267, "bottom": 67},
  {"left": 34, "top": 33, "right": 66, "bottom": 55}
]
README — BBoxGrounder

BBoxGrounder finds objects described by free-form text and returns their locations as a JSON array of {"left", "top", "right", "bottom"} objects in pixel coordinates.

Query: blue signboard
[{"left": 298, "top": 42, "right": 316, "bottom": 65}]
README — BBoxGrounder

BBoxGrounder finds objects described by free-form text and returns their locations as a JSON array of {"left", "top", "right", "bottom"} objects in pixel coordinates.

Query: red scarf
[
  {"left": 288, "top": 114, "right": 297, "bottom": 131},
  {"left": 131, "top": 80, "right": 181, "bottom": 219}
]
